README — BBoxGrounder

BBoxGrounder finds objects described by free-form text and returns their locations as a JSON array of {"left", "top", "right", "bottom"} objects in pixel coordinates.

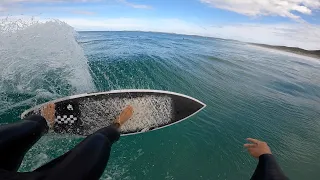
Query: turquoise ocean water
[{"left": 1, "top": 22, "right": 320, "bottom": 179}]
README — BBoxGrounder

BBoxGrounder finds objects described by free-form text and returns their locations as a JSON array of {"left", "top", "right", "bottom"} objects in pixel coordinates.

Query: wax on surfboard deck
[{"left": 21, "top": 89, "right": 206, "bottom": 136}]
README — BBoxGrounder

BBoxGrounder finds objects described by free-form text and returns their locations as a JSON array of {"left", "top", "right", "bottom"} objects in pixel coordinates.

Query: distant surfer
[
  {"left": 244, "top": 138, "right": 288, "bottom": 180},
  {"left": 0, "top": 103, "right": 133, "bottom": 180}
]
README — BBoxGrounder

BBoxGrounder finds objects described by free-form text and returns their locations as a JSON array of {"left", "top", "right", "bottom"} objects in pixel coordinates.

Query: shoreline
[{"left": 249, "top": 43, "right": 320, "bottom": 59}]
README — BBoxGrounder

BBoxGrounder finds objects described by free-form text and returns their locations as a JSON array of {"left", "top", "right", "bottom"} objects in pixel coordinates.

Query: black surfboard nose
[{"left": 171, "top": 95, "right": 206, "bottom": 122}]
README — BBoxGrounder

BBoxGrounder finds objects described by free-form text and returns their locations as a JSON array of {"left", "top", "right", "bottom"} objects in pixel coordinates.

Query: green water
[{"left": 1, "top": 25, "right": 320, "bottom": 179}]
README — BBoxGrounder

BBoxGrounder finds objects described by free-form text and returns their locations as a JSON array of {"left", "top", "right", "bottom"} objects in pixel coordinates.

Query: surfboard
[{"left": 21, "top": 89, "right": 206, "bottom": 136}]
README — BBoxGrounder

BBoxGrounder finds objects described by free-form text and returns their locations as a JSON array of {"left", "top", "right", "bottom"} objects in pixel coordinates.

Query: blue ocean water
[{"left": 1, "top": 23, "right": 320, "bottom": 179}]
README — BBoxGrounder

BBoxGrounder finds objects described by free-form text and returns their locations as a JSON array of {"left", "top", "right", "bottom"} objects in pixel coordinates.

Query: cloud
[
  {"left": 207, "top": 23, "right": 320, "bottom": 50},
  {"left": 117, "top": 0, "right": 152, "bottom": 9},
  {"left": 1, "top": 15, "right": 320, "bottom": 50},
  {"left": 0, "top": 0, "right": 152, "bottom": 12},
  {"left": 0, "top": 0, "right": 96, "bottom": 2},
  {"left": 0, "top": 6, "right": 7, "bottom": 12},
  {"left": 71, "top": 10, "right": 96, "bottom": 15},
  {"left": 200, "top": 0, "right": 320, "bottom": 20},
  {"left": 53, "top": 17, "right": 320, "bottom": 50},
  {"left": 0, "top": 0, "right": 99, "bottom": 12}
]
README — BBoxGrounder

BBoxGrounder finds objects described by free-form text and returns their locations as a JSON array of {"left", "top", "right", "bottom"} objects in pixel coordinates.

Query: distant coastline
[{"left": 250, "top": 43, "right": 320, "bottom": 59}]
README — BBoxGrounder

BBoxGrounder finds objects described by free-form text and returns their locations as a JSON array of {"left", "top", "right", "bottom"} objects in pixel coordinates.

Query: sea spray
[
  {"left": 0, "top": 17, "right": 97, "bottom": 173},
  {"left": 0, "top": 17, "right": 96, "bottom": 114}
]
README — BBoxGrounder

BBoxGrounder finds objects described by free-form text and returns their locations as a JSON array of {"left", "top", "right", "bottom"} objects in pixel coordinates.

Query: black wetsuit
[
  {"left": 251, "top": 154, "right": 288, "bottom": 180},
  {"left": 0, "top": 115, "right": 288, "bottom": 180},
  {"left": 0, "top": 115, "right": 120, "bottom": 180}
]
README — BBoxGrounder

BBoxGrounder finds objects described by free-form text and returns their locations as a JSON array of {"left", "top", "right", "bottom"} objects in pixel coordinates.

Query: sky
[{"left": 0, "top": 0, "right": 320, "bottom": 50}]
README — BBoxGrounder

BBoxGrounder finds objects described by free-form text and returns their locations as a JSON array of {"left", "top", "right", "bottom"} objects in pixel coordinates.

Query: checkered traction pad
[{"left": 55, "top": 115, "right": 78, "bottom": 124}]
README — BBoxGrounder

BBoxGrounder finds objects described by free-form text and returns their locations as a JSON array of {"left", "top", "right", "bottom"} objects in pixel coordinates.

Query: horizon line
[{"left": 76, "top": 30, "right": 320, "bottom": 51}]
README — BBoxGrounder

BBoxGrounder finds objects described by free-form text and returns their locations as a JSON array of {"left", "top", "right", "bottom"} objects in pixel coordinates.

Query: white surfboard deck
[{"left": 21, "top": 89, "right": 206, "bottom": 136}]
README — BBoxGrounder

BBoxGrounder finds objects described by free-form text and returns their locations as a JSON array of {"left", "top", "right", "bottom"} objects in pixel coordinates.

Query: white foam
[
  {"left": 0, "top": 17, "right": 95, "bottom": 98},
  {"left": 79, "top": 95, "right": 173, "bottom": 134}
]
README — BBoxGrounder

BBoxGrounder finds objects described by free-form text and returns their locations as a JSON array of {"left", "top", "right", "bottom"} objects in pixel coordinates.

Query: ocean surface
[{"left": 1, "top": 21, "right": 320, "bottom": 180}]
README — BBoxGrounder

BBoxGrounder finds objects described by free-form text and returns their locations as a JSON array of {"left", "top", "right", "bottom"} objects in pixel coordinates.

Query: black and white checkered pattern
[{"left": 55, "top": 115, "right": 78, "bottom": 124}]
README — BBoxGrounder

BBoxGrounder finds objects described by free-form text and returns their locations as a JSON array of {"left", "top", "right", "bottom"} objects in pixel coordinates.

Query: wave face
[{"left": 1, "top": 29, "right": 320, "bottom": 179}]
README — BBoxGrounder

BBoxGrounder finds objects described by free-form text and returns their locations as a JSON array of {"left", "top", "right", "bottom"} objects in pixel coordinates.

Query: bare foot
[
  {"left": 41, "top": 103, "right": 55, "bottom": 128},
  {"left": 114, "top": 105, "right": 133, "bottom": 127}
]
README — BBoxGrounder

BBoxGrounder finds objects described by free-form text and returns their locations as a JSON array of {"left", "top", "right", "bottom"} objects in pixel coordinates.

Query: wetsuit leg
[
  {"left": 34, "top": 125, "right": 120, "bottom": 180},
  {"left": 0, "top": 115, "right": 49, "bottom": 172}
]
